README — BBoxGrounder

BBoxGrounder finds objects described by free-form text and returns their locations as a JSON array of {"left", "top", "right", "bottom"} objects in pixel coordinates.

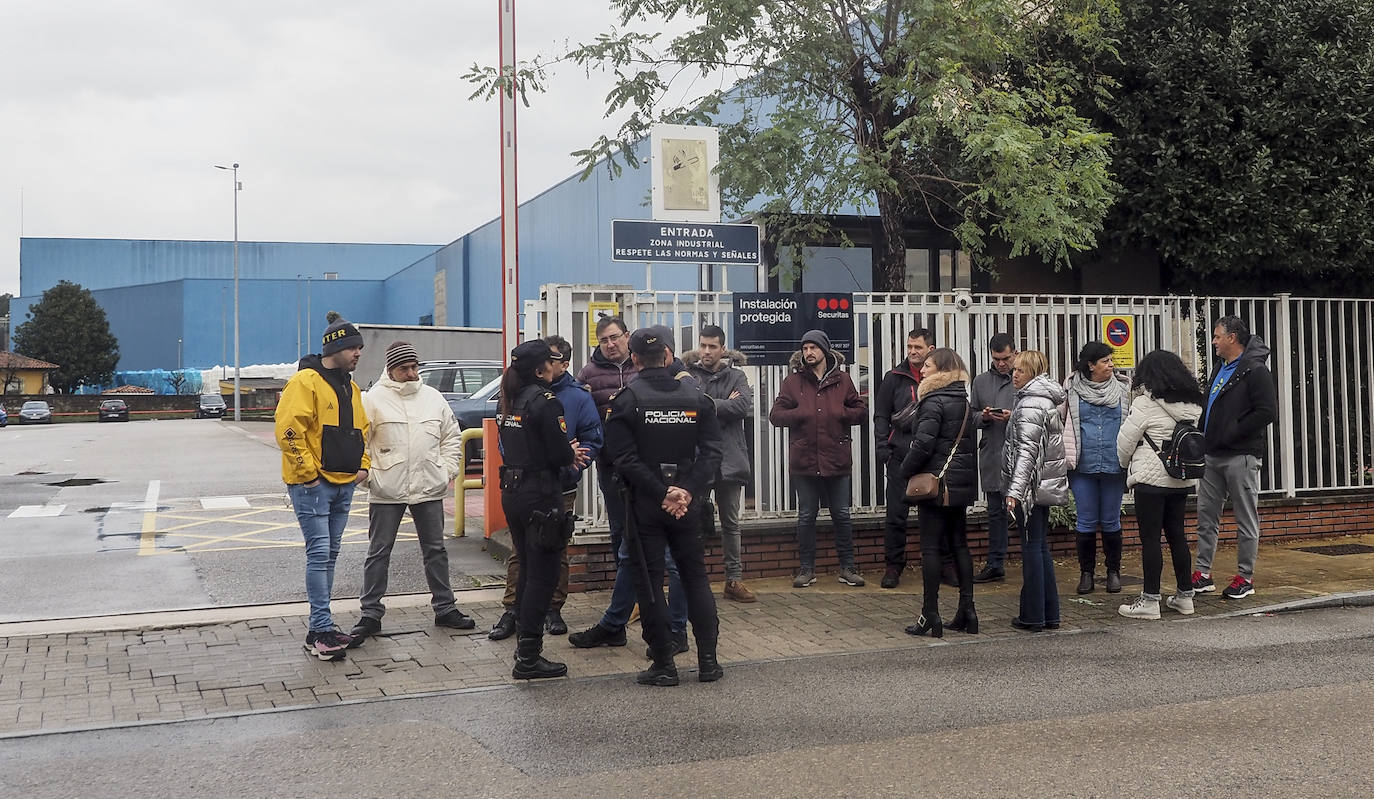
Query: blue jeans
[
  {"left": 598, "top": 468, "right": 686, "bottom": 633},
  {"left": 1017, "top": 504, "right": 1060, "bottom": 627},
  {"left": 985, "top": 490, "right": 1008, "bottom": 569},
  {"left": 794, "top": 475, "right": 855, "bottom": 570},
  {"left": 1069, "top": 471, "right": 1126, "bottom": 572},
  {"left": 601, "top": 539, "right": 687, "bottom": 633},
  {"left": 287, "top": 480, "right": 356, "bottom": 632}
]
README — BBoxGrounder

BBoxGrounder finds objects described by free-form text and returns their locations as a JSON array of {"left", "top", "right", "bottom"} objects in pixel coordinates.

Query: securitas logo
[
  {"left": 815, "top": 296, "right": 851, "bottom": 320},
  {"left": 645, "top": 409, "right": 697, "bottom": 425}
]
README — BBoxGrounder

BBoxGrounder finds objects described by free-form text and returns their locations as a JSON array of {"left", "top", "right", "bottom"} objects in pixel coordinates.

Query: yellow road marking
[{"left": 136, "top": 503, "right": 418, "bottom": 555}]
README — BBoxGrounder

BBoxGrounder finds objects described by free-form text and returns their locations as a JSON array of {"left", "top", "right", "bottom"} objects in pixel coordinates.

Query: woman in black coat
[{"left": 899, "top": 348, "right": 978, "bottom": 637}]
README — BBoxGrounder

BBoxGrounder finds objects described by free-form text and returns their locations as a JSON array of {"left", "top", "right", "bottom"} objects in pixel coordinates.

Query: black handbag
[{"left": 902, "top": 401, "right": 970, "bottom": 506}]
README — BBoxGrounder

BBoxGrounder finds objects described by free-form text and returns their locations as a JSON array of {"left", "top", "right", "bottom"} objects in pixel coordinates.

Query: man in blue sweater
[{"left": 1192, "top": 316, "right": 1277, "bottom": 600}]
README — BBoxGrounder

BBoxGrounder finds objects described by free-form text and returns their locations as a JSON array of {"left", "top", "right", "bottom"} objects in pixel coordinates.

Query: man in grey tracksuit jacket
[{"left": 684, "top": 325, "right": 757, "bottom": 602}]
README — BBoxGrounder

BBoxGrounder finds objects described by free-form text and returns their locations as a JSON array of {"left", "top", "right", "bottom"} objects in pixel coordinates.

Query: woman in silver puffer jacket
[{"left": 1003, "top": 350, "right": 1069, "bottom": 632}]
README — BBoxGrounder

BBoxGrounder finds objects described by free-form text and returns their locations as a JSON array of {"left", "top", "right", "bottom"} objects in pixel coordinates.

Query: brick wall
[{"left": 565, "top": 493, "right": 1374, "bottom": 592}]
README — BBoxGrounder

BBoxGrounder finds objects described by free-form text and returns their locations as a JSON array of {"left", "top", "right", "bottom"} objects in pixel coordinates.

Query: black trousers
[
  {"left": 886, "top": 461, "right": 953, "bottom": 572},
  {"left": 501, "top": 483, "right": 565, "bottom": 637},
  {"left": 628, "top": 504, "right": 719, "bottom": 656},
  {"left": 917, "top": 504, "right": 973, "bottom": 615},
  {"left": 1134, "top": 487, "right": 1193, "bottom": 595}
]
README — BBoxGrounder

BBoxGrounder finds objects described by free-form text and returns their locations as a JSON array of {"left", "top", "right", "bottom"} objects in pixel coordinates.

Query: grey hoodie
[
  {"left": 1003, "top": 374, "right": 1070, "bottom": 508},
  {"left": 683, "top": 348, "right": 754, "bottom": 485}
]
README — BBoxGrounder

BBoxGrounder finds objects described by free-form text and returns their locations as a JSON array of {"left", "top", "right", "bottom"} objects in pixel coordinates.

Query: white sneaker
[
  {"left": 1166, "top": 594, "right": 1195, "bottom": 615},
  {"left": 1117, "top": 595, "right": 1161, "bottom": 620}
]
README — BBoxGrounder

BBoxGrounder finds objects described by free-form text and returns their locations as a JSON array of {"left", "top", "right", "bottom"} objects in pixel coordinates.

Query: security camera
[{"left": 954, "top": 291, "right": 973, "bottom": 312}]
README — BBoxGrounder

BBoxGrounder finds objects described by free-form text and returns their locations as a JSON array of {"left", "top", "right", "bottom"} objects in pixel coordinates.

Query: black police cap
[
  {"left": 510, "top": 339, "right": 554, "bottom": 375},
  {"left": 628, "top": 328, "right": 668, "bottom": 356}
]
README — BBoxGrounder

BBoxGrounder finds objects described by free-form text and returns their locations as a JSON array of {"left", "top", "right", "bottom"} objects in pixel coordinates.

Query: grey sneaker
[
  {"left": 1117, "top": 595, "right": 1161, "bottom": 620},
  {"left": 837, "top": 568, "right": 865, "bottom": 587},
  {"left": 1166, "top": 593, "right": 1195, "bottom": 615},
  {"left": 792, "top": 569, "right": 817, "bottom": 588}
]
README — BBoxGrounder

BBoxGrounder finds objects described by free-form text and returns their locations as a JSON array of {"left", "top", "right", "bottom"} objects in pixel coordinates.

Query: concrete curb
[{"left": 1213, "top": 589, "right": 1374, "bottom": 619}]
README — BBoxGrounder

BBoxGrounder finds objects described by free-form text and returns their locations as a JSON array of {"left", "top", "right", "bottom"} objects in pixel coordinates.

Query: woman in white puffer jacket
[{"left": 1115, "top": 350, "right": 1206, "bottom": 620}]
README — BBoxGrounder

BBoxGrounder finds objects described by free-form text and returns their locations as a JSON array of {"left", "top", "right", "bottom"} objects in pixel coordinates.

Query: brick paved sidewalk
[{"left": 4, "top": 536, "right": 1374, "bottom": 737}]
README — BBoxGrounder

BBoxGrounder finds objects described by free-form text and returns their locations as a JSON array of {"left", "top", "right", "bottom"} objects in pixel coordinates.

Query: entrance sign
[
  {"left": 733, "top": 292, "right": 854, "bottom": 366},
  {"left": 1102, "top": 315, "right": 1136, "bottom": 368},
  {"left": 611, "top": 220, "right": 761, "bottom": 265}
]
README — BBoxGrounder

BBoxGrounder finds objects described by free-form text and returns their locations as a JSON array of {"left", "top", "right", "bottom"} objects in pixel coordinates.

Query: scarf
[{"left": 1067, "top": 372, "right": 1126, "bottom": 407}]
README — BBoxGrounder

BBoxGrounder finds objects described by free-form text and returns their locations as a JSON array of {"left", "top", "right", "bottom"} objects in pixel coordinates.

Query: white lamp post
[{"left": 213, "top": 162, "right": 241, "bottom": 421}]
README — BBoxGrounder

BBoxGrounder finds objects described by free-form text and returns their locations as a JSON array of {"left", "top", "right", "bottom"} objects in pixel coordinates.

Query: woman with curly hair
[{"left": 1116, "top": 350, "right": 1206, "bottom": 620}]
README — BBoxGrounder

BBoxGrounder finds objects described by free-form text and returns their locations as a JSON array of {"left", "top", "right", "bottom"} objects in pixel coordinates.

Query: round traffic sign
[{"left": 1105, "top": 318, "right": 1130, "bottom": 346}]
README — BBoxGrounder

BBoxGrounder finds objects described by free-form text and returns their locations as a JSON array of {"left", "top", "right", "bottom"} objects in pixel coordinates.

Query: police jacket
[
  {"left": 603, "top": 366, "right": 724, "bottom": 518},
  {"left": 874, "top": 362, "right": 921, "bottom": 463},
  {"left": 275, "top": 355, "right": 371, "bottom": 485},
  {"left": 899, "top": 371, "right": 977, "bottom": 507},
  {"left": 497, "top": 381, "right": 575, "bottom": 483},
  {"left": 683, "top": 349, "right": 753, "bottom": 485},
  {"left": 1201, "top": 336, "right": 1277, "bottom": 459}
]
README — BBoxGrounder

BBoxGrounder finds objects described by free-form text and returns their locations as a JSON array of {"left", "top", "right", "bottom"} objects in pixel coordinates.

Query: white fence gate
[{"left": 524, "top": 285, "right": 1374, "bottom": 532}]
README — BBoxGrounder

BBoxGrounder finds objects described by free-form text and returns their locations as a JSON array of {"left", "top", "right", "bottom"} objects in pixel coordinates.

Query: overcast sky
[{"left": 0, "top": 1, "right": 707, "bottom": 298}]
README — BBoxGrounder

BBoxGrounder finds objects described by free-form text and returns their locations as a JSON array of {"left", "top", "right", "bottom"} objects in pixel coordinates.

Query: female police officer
[{"left": 498, "top": 340, "right": 580, "bottom": 679}]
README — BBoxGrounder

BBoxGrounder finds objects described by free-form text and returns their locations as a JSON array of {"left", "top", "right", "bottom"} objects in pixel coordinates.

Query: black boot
[
  {"left": 905, "top": 612, "right": 943, "bottom": 638},
  {"left": 1077, "top": 571, "right": 1095, "bottom": 594},
  {"left": 1105, "top": 570, "right": 1122, "bottom": 593},
  {"left": 489, "top": 610, "right": 518, "bottom": 641},
  {"left": 512, "top": 634, "right": 567, "bottom": 680},
  {"left": 697, "top": 649, "right": 724, "bottom": 683},
  {"left": 947, "top": 598, "right": 979, "bottom": 635},
  {"left": 636, "top": 644, "right": 680, "bottom": 687}
]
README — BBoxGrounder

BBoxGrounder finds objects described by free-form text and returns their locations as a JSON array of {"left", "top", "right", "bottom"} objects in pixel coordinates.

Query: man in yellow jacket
[{"left": 276, "top": 317, "right": 371, "bottom": 661}]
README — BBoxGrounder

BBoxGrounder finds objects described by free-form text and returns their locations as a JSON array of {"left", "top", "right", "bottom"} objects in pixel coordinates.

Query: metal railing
[
  {"left": 524, "top": 286, "right": 1374, "bottom": 532},
  {"left": 452, "top": 427, "right": 485, "bottom": 537}
]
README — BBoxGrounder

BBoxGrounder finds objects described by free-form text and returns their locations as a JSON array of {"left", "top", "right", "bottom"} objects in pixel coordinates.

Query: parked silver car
[{"left": 18, "top": 400, "right": 53, "bottom": 424}]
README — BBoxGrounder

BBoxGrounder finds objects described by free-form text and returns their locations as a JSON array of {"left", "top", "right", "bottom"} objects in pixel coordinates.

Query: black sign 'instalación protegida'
[
  {"left": 610, "top": 220, "right": 761, "bottom": 265},
  {"left": 732, "top": 293, "right": 855, "bottom": 366}
]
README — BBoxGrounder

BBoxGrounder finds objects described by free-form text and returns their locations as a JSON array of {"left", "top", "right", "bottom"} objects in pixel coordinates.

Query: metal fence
[{"left": 524, "top": 286, "right": 1374, "bottom": 531}]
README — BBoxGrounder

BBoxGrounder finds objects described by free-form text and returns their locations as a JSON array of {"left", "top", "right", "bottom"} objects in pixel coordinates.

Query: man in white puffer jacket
[{"left": 347, "top": 341, "right": 476, "bottom": 645}]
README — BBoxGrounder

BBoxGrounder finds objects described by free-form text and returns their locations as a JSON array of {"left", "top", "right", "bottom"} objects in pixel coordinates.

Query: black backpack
[{"left": 1143, "top": 401, "right": 1206, "bottom": 479}]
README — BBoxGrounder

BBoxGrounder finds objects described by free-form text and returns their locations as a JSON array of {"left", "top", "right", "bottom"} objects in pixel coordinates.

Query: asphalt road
[
  {"left": 4, "top": 606, "right": 1373, "bottom": 797},
  {"left": 0, "top": 419, "right": 502, "bottom": 621}
]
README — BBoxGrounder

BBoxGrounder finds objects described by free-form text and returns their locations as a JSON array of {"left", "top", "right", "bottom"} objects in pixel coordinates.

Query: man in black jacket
[
  {"left": 604, "top": 327, "right": 724, "bottom": 686},
  {"left": 873, "top": 328, "right": 932, "bottom": 588},
  {"left": 1191, "top": 316, "right": 1277, "bottom": 600}
]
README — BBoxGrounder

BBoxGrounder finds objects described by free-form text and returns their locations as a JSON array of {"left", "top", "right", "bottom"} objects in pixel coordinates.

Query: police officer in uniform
[
  {"left": 497, "top": 340, "right": 578, "bottom": 680},
  {"left": 603, "top": 327, "right": 725, "bottom": 686}
]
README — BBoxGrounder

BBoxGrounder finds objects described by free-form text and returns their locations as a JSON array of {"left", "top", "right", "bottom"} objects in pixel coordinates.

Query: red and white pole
[{"left": 498, "top": 0, "right": 520, "bottom": 360}]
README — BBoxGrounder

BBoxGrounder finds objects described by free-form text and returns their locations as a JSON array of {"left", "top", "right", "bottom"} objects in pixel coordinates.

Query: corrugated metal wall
[{"left": 18, "top": 238, "right": 442, "bottom": 296}]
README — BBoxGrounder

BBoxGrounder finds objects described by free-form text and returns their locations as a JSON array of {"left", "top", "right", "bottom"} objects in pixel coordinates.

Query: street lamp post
[
  {"left": 296, "top": 274, "right": 303, "bottom": 360},
  {"left": 306, "top": 276, "right": 313, "bottom": 351},
  {"left": 213, "top": 162, "right": 242, "bottom": 421}
]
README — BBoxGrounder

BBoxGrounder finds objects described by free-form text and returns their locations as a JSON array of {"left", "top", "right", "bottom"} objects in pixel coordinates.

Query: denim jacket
[{"left": 1076, "top": 399, "right": 1123, "bottom": 474}]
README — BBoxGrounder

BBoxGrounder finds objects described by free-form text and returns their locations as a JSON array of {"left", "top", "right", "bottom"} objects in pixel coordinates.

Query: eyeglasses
[{"left": 598, "top": 332, "right": 625, "bottom": 346}]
